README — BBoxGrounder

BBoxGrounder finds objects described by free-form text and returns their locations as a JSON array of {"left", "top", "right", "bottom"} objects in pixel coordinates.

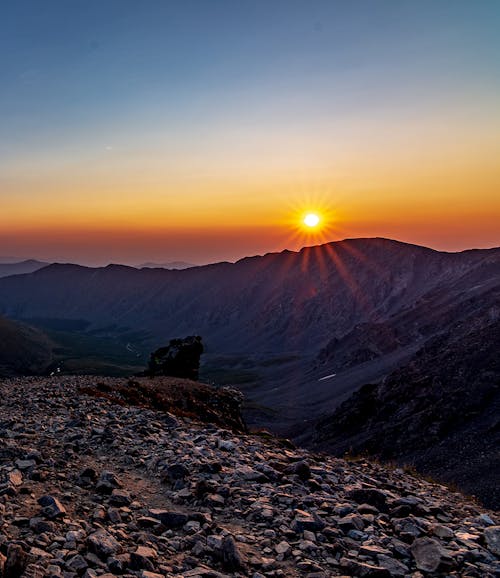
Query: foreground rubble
[{"left": 0, "top": 376, "right": 498, "bottom": 577}]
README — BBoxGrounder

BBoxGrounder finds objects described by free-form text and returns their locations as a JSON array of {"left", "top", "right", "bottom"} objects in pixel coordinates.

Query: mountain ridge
[{"left": 0, "top": 237, "right": 499, "bottom": 508}]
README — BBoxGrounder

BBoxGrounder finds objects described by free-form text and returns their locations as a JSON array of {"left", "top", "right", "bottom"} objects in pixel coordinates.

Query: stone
[
  {"left": 87, "top": 530, "right": 121, "bottom": 559},
  {"left": 147, "top": 335, "right": 203, "bottom": 379},
  {"left": 410, "top": 537, "right": 447, "bottom": 572},
  {"left": 220, "top": 535, "right": 245, "bottom": 571},
  {"left": 109, "top": 488, "right": 132, "bottom": 506},
  {"left": 67, "top": 554, "right": 88, "bottom": 574},
  {"left": 484, "top": 526, "right": 500, "bottom": 556},
  {"left": 4, "top": 543, "right": 27, "bottom": 578},
  {"left": 275, "top": 541, "right": 291, "bottom": 555},
  {"left": 346, "top": 488, "right": 388, "bottom": 512},
  {"left": 340, "top": 557, "right": 391, "bottom": 578},
  {"left": 291, "top": 509, "right": 326, "bottom": 533},
  {"left": 38, "top": 495, "right": 66, "bottom": 518},
  {"left": 129, "top": 546, "right": 157, "bottom": 571},
  {"left": 96, "top": 470, "right": 122, "bottom": 493},
  {"left": 149, "top": 508, "right": 188, "bottom": 528}
]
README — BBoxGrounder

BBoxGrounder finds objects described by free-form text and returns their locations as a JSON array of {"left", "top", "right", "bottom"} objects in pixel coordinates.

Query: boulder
[{"left": 147, "top": 336, "right": 203, "bottom": 379}]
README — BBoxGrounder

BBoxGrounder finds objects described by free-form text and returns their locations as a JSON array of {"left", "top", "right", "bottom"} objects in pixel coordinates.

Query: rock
[
  {"left": 37, "top": 495, "right": 66, "bottom": 518},
  {"left": 0, "top": 376, "right": 497, "bottom": 578},
  {"left": 340, "top": 557, "right": 391, "bottom": 578},
  {"left": 149, "top": 508, "right": 188, "bottom": 528},
  {"left": 484, "top": 526, "right": 500, "bottom": 556},
  {"left": 129, "top": 546, "right": 157, "bottom": 571},
  {"left": 7, "top": 469, "right": 23, "bottom": 486},
  {"left": 291, "top": 509, "right": 325, "bottom": 533},
  {"left": 163, "top": 463, "right": 190, "bottom": 484},
  {"left": 4, "top": 543, "right": 27, "bottom": 578},
  {"left": 275, "top": 541, "right": 291, "bottom": 555},
  {"left": 430, "top": 523, "right": 454, "bottom": 539},
  {"left": 346, "top": 488, "right": 388, "bottom": 512},
  {"left": 410, "top": 537, "right": 447, "bottom": 572},
  {"left": 109, "top": 488, "right": 132, "bottom": 506},
  {"left": 95, "top": 470, "right": 122, "bottom": 493},
  {"left": 87, "top": 530, "right": 121, "bottom": 559},
  {"left": 376, "top": 555, "right": 408, "bottom": 577},
  {"left": 30, "top": 517, "right": 55, "bottom": 533},
  {"left": 287, "top": 460, "right": 311, "bottom": 481},
  {"left": 220, "top": 535, "right": 245, "bottom": 571},
  {"left": 147, "top": 335, "right": 203, "bottom": 379},
  {"left": 67, "top": 554, "right": 88, "bottom": 574}
]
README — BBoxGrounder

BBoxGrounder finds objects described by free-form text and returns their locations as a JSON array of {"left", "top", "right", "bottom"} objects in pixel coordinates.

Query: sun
[{"left": 303, "top": 213, "right": 320, "bottom": 228}]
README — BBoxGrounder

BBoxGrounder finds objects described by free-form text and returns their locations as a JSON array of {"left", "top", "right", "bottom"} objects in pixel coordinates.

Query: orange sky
[{"left": 2, "top": 2, "right": 499, "bottom": 265}]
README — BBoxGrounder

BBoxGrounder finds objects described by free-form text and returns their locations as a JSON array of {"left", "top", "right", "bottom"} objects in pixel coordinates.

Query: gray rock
[
  {"left": 484, "top": 526, "right": 500, "bottom": 556},
  {"left": 87, "top": 530, "right": 121, "bottom": 559},
  {"left": 410, "top": 537, "right": 447, "bottom": 572}
]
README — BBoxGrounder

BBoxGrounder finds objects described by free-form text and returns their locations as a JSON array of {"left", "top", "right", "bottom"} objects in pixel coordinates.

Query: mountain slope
[
  {"left": 0, "top": 259, "right": 49, "bottom": 278},
  {"left": 0, "top": 315, "right": 53, "bottom": 376},
  {"left": 0, "top": 238, "right": 498, "bottom": 425},
  {"left": 313, "top": 299, "right": 500, "bottom": 509}
]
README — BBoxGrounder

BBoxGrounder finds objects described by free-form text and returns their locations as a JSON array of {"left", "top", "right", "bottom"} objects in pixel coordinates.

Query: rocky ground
[{"left": 0, "top": 377, "right": 499, "bottom": 578}]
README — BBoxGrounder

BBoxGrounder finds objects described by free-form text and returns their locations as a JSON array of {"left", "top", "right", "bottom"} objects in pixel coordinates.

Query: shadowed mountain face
[
  {"left": 0, "top": 238, "right": 498, "bottom": 421},
  {"left": 0, "top": 316, "right": 53, "bottom": 376},
  {"left": 0, "top": 259, "right": 49, "bottom": 278},
  {"left": 313, "top": 307, "right": 500, "bottom": 509}
]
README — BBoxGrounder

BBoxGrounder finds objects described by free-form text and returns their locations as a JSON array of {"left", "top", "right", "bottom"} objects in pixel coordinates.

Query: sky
[{"left": 1, "top": 0, "right": 499, "bottom": 265}]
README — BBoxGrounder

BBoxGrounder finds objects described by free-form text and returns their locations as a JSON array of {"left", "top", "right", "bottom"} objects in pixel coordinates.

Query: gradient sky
[{"left": 1, "top": 0, "right": 499, "bottom": 265}]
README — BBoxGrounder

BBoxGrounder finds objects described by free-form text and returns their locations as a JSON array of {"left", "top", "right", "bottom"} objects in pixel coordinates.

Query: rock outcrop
[
  {"left": 0, "top": 376, "right": 498, "bottom": 577},
  {"left": 147, "top": 336, "right": 203, "bottom": 380}
]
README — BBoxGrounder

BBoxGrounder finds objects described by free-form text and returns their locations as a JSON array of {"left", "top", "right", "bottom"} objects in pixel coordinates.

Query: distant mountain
[
  {"left": 137, "top": 261, "right": 196, "bottom": 270},
  {"left": 0, "top": 315, "right": 53, "bottom": 376},
  {"left": 0, "top": 259, "right": 49, "bottom": 278}
]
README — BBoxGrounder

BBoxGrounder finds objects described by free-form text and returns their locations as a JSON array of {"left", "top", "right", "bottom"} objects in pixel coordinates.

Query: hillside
[
  {"left": 313, "top": 305, "right": 500, "bottom": 510},
  {"left": 0, "top": 238, "right": 498, "bottom": 427},
  {"left": 0, "top": 316, "right": 53, "bottom": 376},
  {"left": 0, "top": 376, "right": 498, "bottom": 577},
  {"left": 0, "top": 259, "right": 49, "bottom": 278}
]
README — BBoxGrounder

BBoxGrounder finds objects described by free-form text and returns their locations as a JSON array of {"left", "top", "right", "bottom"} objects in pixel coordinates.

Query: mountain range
[
  {"left": 0, "top": 237, "right": 498, "bottom": 506},
  {"left": 137, "top": 261, "right": 196, "bottom": 269},
  {"left": 0, "top": 259, "right": 49, "bottom": 278}
]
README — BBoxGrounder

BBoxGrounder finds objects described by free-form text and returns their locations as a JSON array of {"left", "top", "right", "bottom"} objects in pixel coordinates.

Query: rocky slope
[
  {"left": 312, "top": 304, "right": 500, "bottom": 511},
  {"left": 0, "top": 376, "right": 499, "bottom": 577}
]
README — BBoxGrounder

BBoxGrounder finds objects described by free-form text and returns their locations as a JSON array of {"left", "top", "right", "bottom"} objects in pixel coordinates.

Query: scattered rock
[{"left": 0, "top": 376, "right": 496, "bottom": 578}]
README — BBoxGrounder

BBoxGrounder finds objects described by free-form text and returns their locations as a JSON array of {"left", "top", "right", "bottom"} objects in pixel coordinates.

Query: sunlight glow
[{"left": 304, "top": 213, "right": 320, "bottom": 227}]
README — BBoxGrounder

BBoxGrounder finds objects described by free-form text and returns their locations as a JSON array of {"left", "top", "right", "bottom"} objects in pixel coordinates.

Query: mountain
[
  {"left": 312, "top": 300, "right": 500, "bottom": 509},
  {"left": 0, "top": 375, "right": 498, "bottom": 577},
  {"left": 0, "top": 237, "right": 499, "bottom": 506},
  {"left": 0, "top": 315, "right": 53, "bottom": 376},
  {"left": 0, "top": 238, "right": 498, "bottom": 420},
  {"left": 137, "top": 260, "right": 196, "bottom": 269},
  {"left": 0, "top": 259, "right": 49, "bottom": 278}
]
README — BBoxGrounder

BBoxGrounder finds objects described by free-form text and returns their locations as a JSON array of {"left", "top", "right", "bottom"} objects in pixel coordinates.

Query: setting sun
[{"left": 304, "top": 213, "right": 320, "bottom": 228}]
